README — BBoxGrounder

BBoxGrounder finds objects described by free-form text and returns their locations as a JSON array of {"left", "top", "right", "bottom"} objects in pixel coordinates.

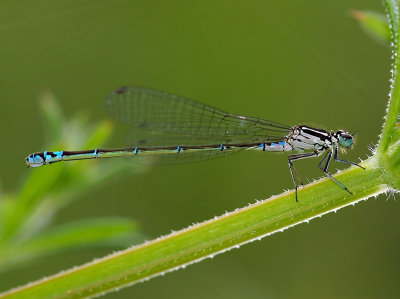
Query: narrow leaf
[
  {"left": 0, "top": 218, "right": 142, "bottom": 272},
  {"left": 38, "top": 90, "right": 64, "bottom": 146},
  {"left": 0, "top": 159, "right": 388, "bottom": 299},
  {"left": 351, "top": 10, "right": 391, "bottom": 43}
]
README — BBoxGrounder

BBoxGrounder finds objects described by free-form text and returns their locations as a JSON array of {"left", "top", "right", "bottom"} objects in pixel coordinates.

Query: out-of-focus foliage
[
  {"left": 0, "top": 91, "right": 145, "bottom": 272},
  {"left": 351, "top": 10, "right": 391, "bottom": 44}
]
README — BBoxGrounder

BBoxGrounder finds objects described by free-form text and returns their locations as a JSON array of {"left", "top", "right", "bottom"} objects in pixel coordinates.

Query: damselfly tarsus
[{"left": 26, "top": 87, "right": 365, "bottom": 201}]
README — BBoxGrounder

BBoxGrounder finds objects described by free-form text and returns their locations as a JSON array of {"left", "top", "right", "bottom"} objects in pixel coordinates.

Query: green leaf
[
  {"left": 0, "top": 91, "right": 146, "bottom": 272},
  {"left": 38, "top": 90, "right": 64, "bottom": 146},
  {"left": 83, "top": 120, "right": 113, "bottom": 149},
  {"left": 0, "top": 158, "right": 387, "bottom": 299},
  {"left": 351, "top": 10, "right": 391, "bottom": 43},
  {"left": 1, "top": 165, "right": 64, "bottom": 243},
  {"left": 0, "top": 218, "right": 142, "bottom": 272}
]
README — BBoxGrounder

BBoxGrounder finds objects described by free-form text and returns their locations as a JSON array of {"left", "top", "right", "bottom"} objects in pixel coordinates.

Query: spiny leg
[
  {"left": 321, "top": 149, "right": 353, "bottom": 195},
  {"left": 318, "top": 150, "right": 330, "bottom": 170},
  {"left": 290, "top": 158, "right": 305, "bottom": 186},
  {"left": 288, "top": 151, "right": 319, "bottom": 202},
  {"left": 333, "top": 146, "right": 365, "bottom": 170}
]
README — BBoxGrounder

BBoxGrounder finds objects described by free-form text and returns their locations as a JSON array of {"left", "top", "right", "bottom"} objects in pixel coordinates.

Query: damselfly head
[
  {"left": 336, "top": 130, "right": 354, "bottom": 148},
  {"left": 25, "top": 153, "right": 45, "bottom": 167}
]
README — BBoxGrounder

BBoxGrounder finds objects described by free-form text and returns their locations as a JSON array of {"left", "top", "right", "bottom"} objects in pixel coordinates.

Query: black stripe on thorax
[{"left": 298, "top": 126, "right": 331, "bottom": 141}]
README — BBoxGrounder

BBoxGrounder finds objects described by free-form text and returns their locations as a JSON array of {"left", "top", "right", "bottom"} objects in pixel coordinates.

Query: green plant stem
[
  {"left": 379, "top": 0, "right": 400, "bottom": 153},
  {"left": 0, "top": 156, "right": 387, "bottom": 299},
  {"left": 375, "top": 0, "right": 400, "bottom": 192}
]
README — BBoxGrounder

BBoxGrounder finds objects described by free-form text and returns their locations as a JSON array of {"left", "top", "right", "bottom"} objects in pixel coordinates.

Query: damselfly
[{"left": 26, "top": 87, "right": 365, "bottom": 201}]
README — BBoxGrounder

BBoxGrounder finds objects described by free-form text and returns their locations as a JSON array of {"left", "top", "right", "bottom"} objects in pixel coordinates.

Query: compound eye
[{"left": 339, "top": 135, "right": 353, "bottom": 148}]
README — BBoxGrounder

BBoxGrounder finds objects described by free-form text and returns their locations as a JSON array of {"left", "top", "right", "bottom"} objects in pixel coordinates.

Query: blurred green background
[{"left": 0, "top": 0, "right": 398, "bottom": 298}]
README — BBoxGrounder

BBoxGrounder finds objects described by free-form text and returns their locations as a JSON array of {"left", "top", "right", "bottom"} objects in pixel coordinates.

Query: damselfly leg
[
  {"left": 288, "top": 146, "right": 364, "bottom": 201},
  {"left": 320, "top": 149, "right": 353, "bottom": 195},
  {"left": 333, "top": 146, "right": 365, "bottom": 170},
  {"left": 288, "top": 151, "right": 320, "bottom": 202}
]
